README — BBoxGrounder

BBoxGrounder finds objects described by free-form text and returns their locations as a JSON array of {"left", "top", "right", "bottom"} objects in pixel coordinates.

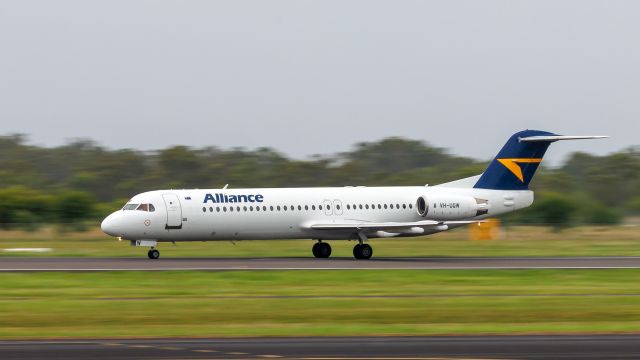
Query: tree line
[{"left": 0, "top": 134, "right": 638, "bottom": 230}]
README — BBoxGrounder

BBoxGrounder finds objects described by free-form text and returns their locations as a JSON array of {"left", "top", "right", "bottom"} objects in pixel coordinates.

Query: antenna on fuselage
[{"left": 222, "top": 184, "right": 229, "bottom": 189}]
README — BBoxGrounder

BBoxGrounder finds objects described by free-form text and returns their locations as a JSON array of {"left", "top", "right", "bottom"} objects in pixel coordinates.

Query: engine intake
[{"left": 416, "top": 196, "right": 429, "bottom": 217}]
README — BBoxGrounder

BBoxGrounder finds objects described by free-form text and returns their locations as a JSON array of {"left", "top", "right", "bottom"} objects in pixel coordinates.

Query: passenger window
[
  {"left": 402, "top": 204, "right": 407, "bottom": 209},
  {"left": 209, "top": 207, "right": 213, "bottom": 212},
  {"left": 298, "top": 205, "right": 302, "bottom": 211},
  {"left": 409, "top": 204, "right": 413, "bottom": 209},
  {"left": 347, "top": 205, "right": 350, "bottom": 210},
  {"left": 202, "top": 207, "right": 206, "bottom": 212},
  {"left": 378, "top": 204, "right": 381, "bottom": 209},
  {"left": 396, "top": 204, "right": 400, "bottom": 209},
  {"left": 270, "top": 206, "right": 274, "bottom": 211},
  {"left": 230, "top": 206, "right": 234, "bottom": 212},
  {"left": 365, "top": 204, "right": 369, "bottom": 209},
  {"left": 319, "top": 205, "right": 323, "bottom": 210},
  {"left": 263, "top": 206, "right": 267, "bottom": 211},
  {"left": 237, "top": 206, "right": 241, "bottom": 212},
  {"left": 384, "top": 204, "right": 387, "bottom": 209},
  {"left": 223, "top": 207, "right": 227, "bottom": 212},
  {"left": 250, "top": 206, "right": 254, "bottom": 211},
  {"left": 216, "top": 207, "right": 221, "bottom": 212},
  {"left": 359, "top": 204, "right": 363, "bottom": 209},
  {"left": 243, "top": 206, "right": 248, "bottom": 211},
  {"left": 277, "top": 205, "right": 281, "bottom": 211},
  {"left": 337, "top": 205, "right": 341, "bottom": 210},
  {"left": 312, "top": 205, "right": 316, "bottom": 210},
  {"left": 284, "top": 206, "right": 288, "bottom": 211}
]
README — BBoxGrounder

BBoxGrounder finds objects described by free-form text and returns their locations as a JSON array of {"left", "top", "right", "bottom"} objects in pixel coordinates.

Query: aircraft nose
[{"left": 101, "top": 213, "right": 120, "bottom": 237}]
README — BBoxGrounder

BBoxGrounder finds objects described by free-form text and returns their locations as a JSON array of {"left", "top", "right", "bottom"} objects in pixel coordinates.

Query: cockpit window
[
  {"left": 123, "top": 203, "right": 138, "bottom": 210},
  {"left": 125, "top": 203, "right": 156, "bottom": 212},
  {"left": 123, "top": 203, "right": 156, "bottom": 211}
]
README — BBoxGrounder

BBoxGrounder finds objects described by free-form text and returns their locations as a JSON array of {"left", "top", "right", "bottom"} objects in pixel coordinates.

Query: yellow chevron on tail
[{"left": 496, "top": 158, "right": 542, "bottom": 182}]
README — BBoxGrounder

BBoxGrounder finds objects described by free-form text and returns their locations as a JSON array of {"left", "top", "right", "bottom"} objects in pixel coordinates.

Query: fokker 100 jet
[{"left": 101, "top": 130, "right": 606, "bottom": 259}]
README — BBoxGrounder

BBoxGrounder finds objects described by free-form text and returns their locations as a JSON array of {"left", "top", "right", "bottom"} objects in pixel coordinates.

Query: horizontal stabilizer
[{"left": 519, "top": 135, "right": 608, "bottom": 142}]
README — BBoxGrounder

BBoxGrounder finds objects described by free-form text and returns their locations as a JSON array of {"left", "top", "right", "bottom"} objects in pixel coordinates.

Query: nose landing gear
[
  {"left": 130, "top": 240, "right": 160, "bottom": 259},
  {"left": 148, "top": 248, "right": 160, "bottom": 259}
]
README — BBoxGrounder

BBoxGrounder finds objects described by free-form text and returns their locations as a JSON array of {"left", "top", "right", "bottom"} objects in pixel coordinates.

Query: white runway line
[{"left": 2, "top": 248, "right": 52, "bottom": 253}]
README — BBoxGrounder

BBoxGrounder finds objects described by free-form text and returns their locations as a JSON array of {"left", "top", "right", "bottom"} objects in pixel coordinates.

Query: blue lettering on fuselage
[{"left": 204, "top": 193, "right": 264, "bottom": 203}]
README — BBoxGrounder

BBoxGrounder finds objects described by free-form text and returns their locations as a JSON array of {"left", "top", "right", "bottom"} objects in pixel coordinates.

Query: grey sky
[{"left": 0, "top": 1, "right": 638, "bottom": 165}]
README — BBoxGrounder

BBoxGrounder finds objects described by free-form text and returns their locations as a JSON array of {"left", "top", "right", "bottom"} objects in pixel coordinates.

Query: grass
[
  {"left": 1, "top": 269, "right": 640, "bottom": 338},
  {"left": 1, "top": 223, "right": 640, "bottom": 257},
  {"left": 2, "top": 224, "right": 639, "bottom": 339}
]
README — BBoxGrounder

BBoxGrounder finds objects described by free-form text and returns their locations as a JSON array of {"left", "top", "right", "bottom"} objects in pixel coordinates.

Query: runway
[
  {"left": 2, "top": 256, "right": 640, "bottom": 271},
  {"left": 2, "top": 335, "right": 640, "bottom": 359}
]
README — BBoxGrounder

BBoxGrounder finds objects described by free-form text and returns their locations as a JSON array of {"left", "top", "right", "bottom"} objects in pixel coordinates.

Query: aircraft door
[
  {"left": 323, "top": 199, "right": 333, "bottom": 216},
  {"left": 333, "top": 199, "right": 343, "bottom": 216},
  {"left": 162, "top": 193, "right": 183, "bottom": 229}
]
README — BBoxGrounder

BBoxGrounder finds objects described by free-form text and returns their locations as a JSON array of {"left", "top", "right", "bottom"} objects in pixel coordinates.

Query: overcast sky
[{"left": 1, "top": 1, "right": 638, "bottom": 165}]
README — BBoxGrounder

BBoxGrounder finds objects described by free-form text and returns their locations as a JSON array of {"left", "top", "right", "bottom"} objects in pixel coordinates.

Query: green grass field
[
  {"left": 1, "top": 269, "right": 640, "bottom": 338},
  {"left": 1, "top": 224, "right": 639, "bottom": 257},
  {"left": 2, "top": 225, "right": 640, "bottom": 339}
]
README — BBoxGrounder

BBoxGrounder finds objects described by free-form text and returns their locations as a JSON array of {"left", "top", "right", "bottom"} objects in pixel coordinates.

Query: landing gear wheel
[
  {"left": 148, "top": 249, "right": 160, "bottom": 259},
  {"left": 360, "top": 244, "right": 372, "bottom": 259},
  {"left": 353, "top": 244, "right": 362, "bottom": 259},
  {"left": 312, "top": 242, "right": 331, "bottom": 258},
  {"left": 353, "top": 243, "right": 372, "bottom": 259}
]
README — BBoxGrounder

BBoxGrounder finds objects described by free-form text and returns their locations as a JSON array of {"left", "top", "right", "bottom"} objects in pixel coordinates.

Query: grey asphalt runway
[
  {"left": 2, "top": 335, "right": 640, "bottom": 359},
  {"left": 2, "top": 256, "right": 640, "bottom": 271}
]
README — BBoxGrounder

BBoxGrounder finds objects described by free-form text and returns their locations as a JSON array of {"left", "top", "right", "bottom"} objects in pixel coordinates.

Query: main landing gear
[
  {"left": 352, "top": 232, "right": 373, "bottom": 259},
  {"left": 353, "top": 243, "right": 373, "bottom": 259},
  {"left": 312, "top": 241, "right": 332, "bottom": 258},
  {"left": 311, "top": 233, "right": 374, "bottom": 260},
  {"left": 148, "top": 248, "right": 160, "bottom": 259}
]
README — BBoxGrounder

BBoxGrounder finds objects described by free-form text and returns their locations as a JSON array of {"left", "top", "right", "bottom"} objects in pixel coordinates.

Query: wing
[{"left": 308, "top": 220, "right": 481, "bottom": 232}]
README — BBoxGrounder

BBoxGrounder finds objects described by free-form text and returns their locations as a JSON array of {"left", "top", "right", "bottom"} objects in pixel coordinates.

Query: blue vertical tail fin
[{"left": 473, "top": 130, "right": 607, "bottom": 190}]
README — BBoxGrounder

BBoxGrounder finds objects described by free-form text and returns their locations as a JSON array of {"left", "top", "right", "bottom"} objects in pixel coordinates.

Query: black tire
[
  {"left": 360, "top": 244, "right": 373, "bottom": 259},
  {"left": 353, "top": 244, "right": 363, "bottom": 259},
  {"left": 148, "top": 249, "right": 160, "bottom": 259},
  {"left": 317, "top": 242, "right": 331, "bottom": 258},
  {"left": 312, "top": 242, "right": 321, "bottom": 258}
]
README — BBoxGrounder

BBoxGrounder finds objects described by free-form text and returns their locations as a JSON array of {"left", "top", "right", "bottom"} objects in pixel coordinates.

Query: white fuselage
[{"left": 101, "top": 186, "right": 533, "bottom": 243}]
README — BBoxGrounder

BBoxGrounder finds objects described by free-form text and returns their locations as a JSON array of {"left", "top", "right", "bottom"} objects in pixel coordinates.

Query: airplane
[{"left": 101, "top": 130, "right": 607, "bottom": 259}]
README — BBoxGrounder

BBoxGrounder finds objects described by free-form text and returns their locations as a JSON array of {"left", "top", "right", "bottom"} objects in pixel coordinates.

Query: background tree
[{"left": 0, "top": 134, "right": 635, "bottom": 228}]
